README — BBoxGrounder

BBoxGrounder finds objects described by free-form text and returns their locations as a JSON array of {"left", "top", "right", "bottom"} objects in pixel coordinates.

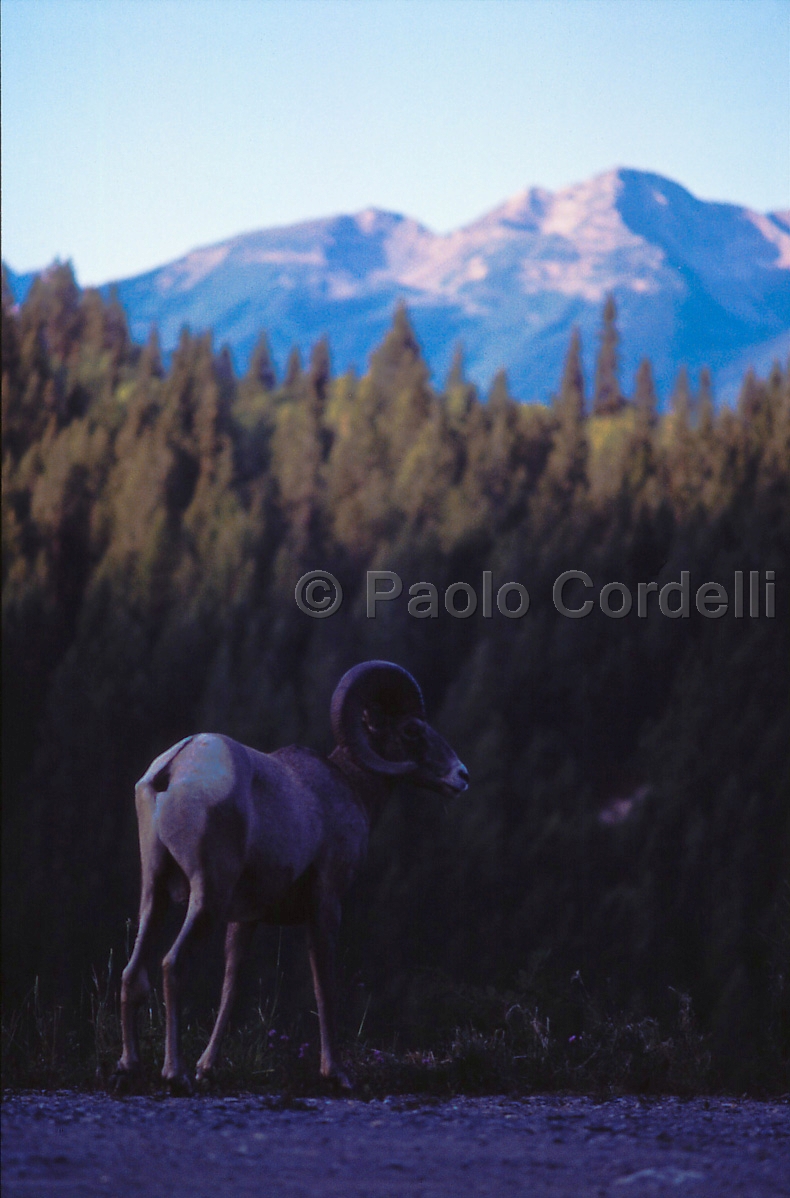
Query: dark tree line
[{"left": 2, "top": 263, "right": 789, "bottom": 1086}]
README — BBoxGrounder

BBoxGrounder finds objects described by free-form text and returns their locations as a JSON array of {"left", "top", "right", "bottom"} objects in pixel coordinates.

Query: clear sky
[{"left": 2, "top": 0, "right": 788, "bottom": 285}]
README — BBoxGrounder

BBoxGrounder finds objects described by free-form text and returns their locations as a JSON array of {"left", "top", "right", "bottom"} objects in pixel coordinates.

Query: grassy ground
[{"left": 2, "top": 964, "right": 738, "bottom": 1098}]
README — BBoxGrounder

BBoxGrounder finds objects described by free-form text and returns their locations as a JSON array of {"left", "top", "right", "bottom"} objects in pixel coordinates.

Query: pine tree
[
  {"left": 370, "top": 303, "right": 432, "bottom": 462},
  {"left": 487, "top": 368, "right": 511, "bottom": 413},
  {"left": 446, "top": 343, "right": 466, "bottom": 390},
  {"left": 554, "top": 326, "right": 585, "bottom": 424},
  {"left": 23, "top": 261, "right": 83, "bottom": 365},
  {"left": 593, "top": 293, "right": 625, "bottom": 416},
  {"left": 308, "top": 337, "right": 331, "bottom": 407},
  {"left": 368, "top": 302, "right": 428, "bottom": 399},
  {"left": 671, "top": 365, "right": 692, "bottom": 426},
  {"left": 698, "top": 367, "right": 714, "bottom": 436},
  {"left": 538, "top": 328, "right": 588, "bottom": 518},
  {"left": 1, "top": 278, "right": 24, "bottom": 459},
  {"left": 633, "top": 358, "right": 658, "bottom": 429},
  {"left": 246, "top": 332, "right": 277, "bottom": 391},
  {"left": 139, "top": 326, "right": 165, "bottom": 379},
  {"left": 103, "top": 287, "right": 131, "bottom": 370},
  {"left": 284, "top": 347, "right": 303, "bottom": 389},
  {"left": 445, "top": 342, "right": 477, "bottom": 423},
  {"left": 737, "top": 368, "right": 763, "bottom": 423}
]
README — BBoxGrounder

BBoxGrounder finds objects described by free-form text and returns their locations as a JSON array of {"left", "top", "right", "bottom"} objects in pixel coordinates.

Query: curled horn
[{"left": 331, "top": 660, "right": 426, "bottom": 776}]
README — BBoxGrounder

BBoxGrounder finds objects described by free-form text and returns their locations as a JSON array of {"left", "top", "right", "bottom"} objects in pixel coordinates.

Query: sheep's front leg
[
  {"left": 307, "top": 896, "right": 351, "bottom": 1090},
  {"left": 196, "top": 920, "right": 255, "bottom": 1082}
]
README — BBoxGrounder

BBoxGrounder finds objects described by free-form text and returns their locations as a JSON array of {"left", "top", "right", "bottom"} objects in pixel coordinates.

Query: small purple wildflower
[
  {"left": 298, "top": 1042, "right": 310, "bottom": 1059},
  {"left": 280, "top": 1033, "right": 289, "bottom": 1043}
]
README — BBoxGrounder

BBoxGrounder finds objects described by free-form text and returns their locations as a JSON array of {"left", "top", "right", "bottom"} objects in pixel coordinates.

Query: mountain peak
[
  {"left": 353, "top": 207, "right": 405, "bottom": 234},
  {"left": 6, "top": 169, "right": 788, "bottom": 404}
]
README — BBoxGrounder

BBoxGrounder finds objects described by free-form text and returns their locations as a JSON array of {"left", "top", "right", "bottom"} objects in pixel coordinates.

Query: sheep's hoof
[
  {"left": 108, "top": 1064, "right": 142, "bottom": 1095},
  {"left": 323, "top": 1067, "right": 353, "bottom": 1093},
  {"left": 163, "top": 1071, "right": 194, "bottom": 1096}
]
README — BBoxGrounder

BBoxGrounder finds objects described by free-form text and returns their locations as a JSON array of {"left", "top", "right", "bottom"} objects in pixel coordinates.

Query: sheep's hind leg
[
  {"left": 161, "top": 884, "right": 210, "bottom": 1093},
  {"left": 112, "top": 878, "right": 167, "bottom": 1090},
  {"left": 196, "top": 920, "right": 255, "bottom": 1083}
]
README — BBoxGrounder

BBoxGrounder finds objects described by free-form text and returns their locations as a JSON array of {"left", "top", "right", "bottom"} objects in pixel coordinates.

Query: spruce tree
[
  {"left": 633, "top": 358, "right": 658, "bottom": 428},
  {"left": 554, "top": 326, "right": 585, "bottom": 424},
  {"left": 247, "top": 332, "right": 277, "bottom": 391},
  {"left": 670, "top": 365, "right": 692, "bottom": 426},
  {"left": 368, "top": 302, "right": 428, "bottom": 401},
  {"left": 370, "top": 303, "right": 432, "bottom": 462},
  {"left": 139, "top": 326, "right": 164, "bottom": 379},
  {"left": 539, "top": 328, "right": 588, "bottom": 518},
  {"left": 593, "top": 293, "right": 625, "bottom": 415},
  {"left": 446, "top": 343, "right": 466, "bottom": 390},
  {"left": 103, "top": 287, "right": 131, "bottom": 369},
  {"left": 23, "top": 261, "right": 83, "bottom": 365},
  {"left": 445, "top": 343, "right": 477, "bottom": 423},
  {"left": 736, "top": 368, "right": 762, "bottom": 423},
  {"left": 214, "top": 344, "right": 235, "bottom": 388},
  {"left": 698, "top": 366, "right": 714, "bottom": 436},
  {"left": 284, "top": 346, "right": 303, "bottom": 389},
  {"left": 308, "top": 337, "right": 331, "bottom": 407},
  {"left": 487, "top": 368, "right": 511, "bottom": 414}
]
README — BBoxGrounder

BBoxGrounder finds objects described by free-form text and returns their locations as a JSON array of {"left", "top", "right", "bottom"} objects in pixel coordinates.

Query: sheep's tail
[{"left": 137, "top": 735, "right": 194, "bottom": 793}]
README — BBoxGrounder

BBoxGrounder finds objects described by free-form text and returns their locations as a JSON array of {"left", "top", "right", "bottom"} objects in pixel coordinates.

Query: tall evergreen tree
[
  {"left": 445, "top": 343, "right": 477, "bottom": 423},
  {"left": 487, "top": 368, "right": 512, "bottom": 413},
  {"left": 284, "top": 347, "right": 303, "bottom": 389},
  {"left": 554, "top": 326, "right": 585, "bottom": 423},
  {"left": 698, "top": 366, "right": 714, "bottom": 436},
  {"left": 139, "top": 326, "right": 165, "bottom": 379},
  {"left": 369, "top": 304, "right": 432, "bottom": 461},
  {"left": 538, "top": 328, "right": 588, "bottom": 519},
  {"left": 446, "top": 343, "right": 466, "bottom": 390},
  {"left": 670, "top": 365, "right": 692, "bottom": 426},
  {"left": 246, "top": 332, "right": 277, "bottom": 391},
  {"left": 23, "top": 261, "right": 83, "bottom": 365},
  {"left": 593, "top": 293, "right": 625, "bottom": 416},
  {"left": 736, "top": 368, "right": 764, "bottom": 424},
  {"left": 214, "top": 344, "right": 235, "bottom": 387},
  {"left": 308, "top": 337, "right": 331, "bottom": 407},
  {"left": 103, "top": 287, "right": 132, "bottom": 370},
  {"left": 633, "top": 358, "right": 658, "bottom": 428},
  {"left": 368, "top": 303, "right": 429, "bottom": 402}
]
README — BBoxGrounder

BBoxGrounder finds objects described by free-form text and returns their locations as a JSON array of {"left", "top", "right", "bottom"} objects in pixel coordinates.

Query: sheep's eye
[{"left": 402, "top": 722, "right": 420, "bottom": 743}]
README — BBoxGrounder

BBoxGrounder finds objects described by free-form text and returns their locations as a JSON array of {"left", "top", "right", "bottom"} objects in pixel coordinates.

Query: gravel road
[{"left": 2, "top": 1091, "right": 788, "bottom": 1197}]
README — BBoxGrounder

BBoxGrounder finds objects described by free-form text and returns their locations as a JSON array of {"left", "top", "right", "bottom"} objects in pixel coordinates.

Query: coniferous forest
[{"left": 2, "top": 263, "right": 789, "bottom": 1091}]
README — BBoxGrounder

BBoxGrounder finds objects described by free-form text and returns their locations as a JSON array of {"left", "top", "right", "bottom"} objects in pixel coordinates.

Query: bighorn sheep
[{"left": 114, "top": 661, "right": 468, "bottom": 1091}]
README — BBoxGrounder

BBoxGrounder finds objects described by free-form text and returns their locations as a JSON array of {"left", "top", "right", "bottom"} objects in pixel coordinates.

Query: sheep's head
[{"left": 331, "top": 661, "right": 469, "bottom": 797}]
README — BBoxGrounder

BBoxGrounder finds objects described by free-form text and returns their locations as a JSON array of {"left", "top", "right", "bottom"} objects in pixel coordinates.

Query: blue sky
[{"left": 2, "top": 0, "right": 788, "bottom": 285}]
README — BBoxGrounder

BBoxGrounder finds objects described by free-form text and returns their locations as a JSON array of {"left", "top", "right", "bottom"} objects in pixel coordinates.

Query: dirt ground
[{"left": 2, "top": 1091, "right": 788, "bottom": 1197}]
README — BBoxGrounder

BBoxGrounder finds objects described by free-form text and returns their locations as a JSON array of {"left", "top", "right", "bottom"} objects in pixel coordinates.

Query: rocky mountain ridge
[{"left": 6, "top": 168, "right": 789, "bottom": 403}]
